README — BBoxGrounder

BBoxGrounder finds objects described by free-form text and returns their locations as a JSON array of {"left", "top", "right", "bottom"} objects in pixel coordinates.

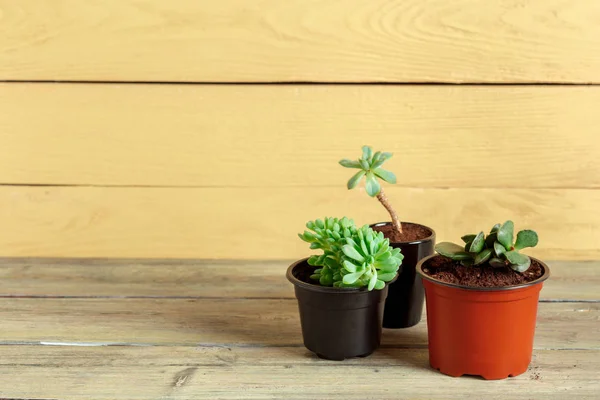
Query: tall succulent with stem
[
  {"left": 435, "top": 220, "right": 539, "bottom": 272},
  {"left": 339, "top": 146, "right": 402, "bottom": 235},
  {"left": 299, "top": 217, "right": 403, "bottom": 291}
]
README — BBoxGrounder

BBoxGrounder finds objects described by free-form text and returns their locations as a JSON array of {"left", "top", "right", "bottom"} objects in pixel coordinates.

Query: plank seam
[
  {"left": 1, "top": 80, "right": 599, "bottom": 86},
  {"left": 0, "top": 296, "right": 597, "bottom": 302}
]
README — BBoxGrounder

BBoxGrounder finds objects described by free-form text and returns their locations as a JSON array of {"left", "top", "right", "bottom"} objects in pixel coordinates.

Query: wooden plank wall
[{"left": 0, "top": 0, "right": 598, "bottom": 259}]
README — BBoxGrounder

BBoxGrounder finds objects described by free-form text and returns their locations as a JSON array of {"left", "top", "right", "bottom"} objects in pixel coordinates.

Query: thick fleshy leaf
[
  {"left": 464, "top": 241, "right": 473, "bottom": 252},
  {"left": 307, "top": 255, "right": 320, "bottom": 266},
  {"left": 489, "top": 257, "right": 506, "bottom": 268},
  {"left": 374, "top": 280, "right": 385, "bottom": 290},
  {"left": 365, "top": 172, "right": 381, "bottom": 197},
  {"left": 377, "top": 272, "right": 397, "bottom": 282},
  {"left": 514, "top": 230, "right": 539, "bottom": 250},
  {"left": 461, "top": 234, "right": 476, "bottom": 243},
  {"left": 380, "top": 152, "right": 393, "bottom": 161},
  {"left": 497, "top": 220, "right": 514, "bottom": 250},
  {"left": 493, "top": 241, "right": 506, "bottom": 257},
  {"left": 375, "top": 257, "right": 399, "bottom": 269},
  {"left": 315, "top": 219, "right": 325, "bottom": 229},
  {"left": 468, "top": 232, "right": 485, "bottom": 253},
  {"left": 485, "top": 232, "right": 497, "bottom": 248},
  {"left": 343, "top": 270, "right": 365, "bottom": 284},
  {"left": 362, "top": 145, "right": 373, "bottom": 161},
  {"left": 373, "top": 168, "right": 397, "bottom": 184},
  {"left": 347, "top": 170, "right": 366, "bottom": 189},
  {"left": 368, "top": 273, "right": 377, "bottom": 291},
  {"left": 490, "top": 223, "right": 501, "bottom": 233},
  {"left": 474, "top": 248, "right": 493, "bottom": 265},
  {"left": 511, "top": 258, "right": 532, "bottom": 273},
  {"left": 320, "top": 274, "right": 333, "bottom": 286},
  {"left": 505, "top": 250, "right": 529, "bottom": 266},
  {"left": 436, "top": 242, "right": 468, "bottom": 257},
  {"left": 343, "top": 260, "right": 357, "bottom": 273},
  {"left": 342, "top": 245, "right": 365, "bottom": 262},
  {"left": 339, "top": 159, "right": 362, "bottom": 169}
]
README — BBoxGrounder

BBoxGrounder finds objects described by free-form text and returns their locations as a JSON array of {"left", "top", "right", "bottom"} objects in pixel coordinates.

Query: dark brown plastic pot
[
  {"left": 417, "top": 255, "right": 550, "bottom": 379},
  {"left": 370, "top": 222, "right": 435, "bottom": 329},
  {"left": 287, "top": 258, "right": 397, "bottom": 361}
]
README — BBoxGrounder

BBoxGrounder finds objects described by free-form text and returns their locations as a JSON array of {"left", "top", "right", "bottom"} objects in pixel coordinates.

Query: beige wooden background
[{"left": 0, "top": 0, "right": 599, "bottom": 260}]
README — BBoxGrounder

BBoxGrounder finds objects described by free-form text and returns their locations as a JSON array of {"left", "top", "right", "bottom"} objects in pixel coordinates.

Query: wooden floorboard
[
  {"left": 0, "top": 259, "right": 597, "bottom": 301},
  {"left": 0, "top": 346, "right": 597, "bottom": 399},
  {"left": 0, "top": 258, "right": 597, "bottom": 399},
  {"left": 0, "top": 299, "right": 596, "bottom": 349}
]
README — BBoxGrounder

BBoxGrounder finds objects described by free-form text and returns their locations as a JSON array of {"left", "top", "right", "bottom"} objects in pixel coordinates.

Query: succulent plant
[
  {"left": 299, "top": 217, "right": 403, "bottom": 290},
  {"left": 339, "top": 146, "right": 403, "bottom": 235},
  {"left": 435, "top": 220, "right": 538, "bottom": 272}
]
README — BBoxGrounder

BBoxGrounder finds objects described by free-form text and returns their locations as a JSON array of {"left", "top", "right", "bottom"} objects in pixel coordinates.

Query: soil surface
[
  {"left": 372, "top": 222, "right": 432, "bottom": 243},
  {"left": 422, "top": 255, "right": 544, "bottom": 288}
]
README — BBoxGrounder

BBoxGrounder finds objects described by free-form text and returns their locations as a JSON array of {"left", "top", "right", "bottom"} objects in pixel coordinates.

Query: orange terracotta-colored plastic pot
[{"left": 417, "top": 255, "right": 550, "bottom": 380}]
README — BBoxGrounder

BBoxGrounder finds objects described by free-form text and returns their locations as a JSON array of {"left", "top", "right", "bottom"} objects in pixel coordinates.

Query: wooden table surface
[{"left": 0, "top": 259, "right": 598, "bottom": 399}]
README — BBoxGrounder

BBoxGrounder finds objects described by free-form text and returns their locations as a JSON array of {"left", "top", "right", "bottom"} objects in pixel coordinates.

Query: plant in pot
[
  {"left": 340, "top": 146, "right": 435, "bottom": 328},
  {"left": 416, "top": 221, "right": 550, "bottom": 380},
  {"left": 287, "top": 217, "right": 403, "bottom": 360}
]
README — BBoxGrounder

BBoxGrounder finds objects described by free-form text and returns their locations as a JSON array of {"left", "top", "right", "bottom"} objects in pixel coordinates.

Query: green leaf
[
  {"left": 380, "top": 152, "right": 393, "bottom": 161},
  {"left": 315, "top": 219, "right": 325, "bottom": 229},
  {"left": 347, "top": 170, "right": 366, "bottom": 189},
  {"left": 489, "top": 257, "right": 505, "bottom": 268},
  {"left": 309, "top": 274, "right": 320, "bottom": 280},
  {"left": 373, "top": 168, "right": 397, "bottom": 184},
  {"left": 342, "top": 244, "right": 365, "bottom": 262},
  {"left": 309, "top": 242, "right": 321, "bottom": 249},
  {"left": 464, "top": 241, "right": 473, "bottom": 252},
  {"left": 362, "top": 145, "right": 373, "bottom": 161},
  {"left": 436, "top": 242, "right": 469, "bottom": 257},
  {"left": 343, "top": 270, "right": 365, "bottom": 284},
  {"left": 514, "top": 230, "right": 539, "bottom": 250},
  {"left": 359, "top": 159, "right": 370, "bottom": 170},
  {"left": 377, "top": 272, "right": 397, "bottom": 281},
  {"left": 368, "top": 273, "right": 377, "bottom": 291},
  {"left": 374, "top": 280, "right": 385, "bottom": 290},
  {"left": 343, "top": 260, "right": 357, "bottom": 273},
  {"left": 320, "top": 274, "right": 333, "bottom": 286},
  {"left": 512, "top": 258, "right": 532, "bottom": 273},
  {"left": 505, "top": 250, "right": 529, "bottom": 266},
  {"left": 497, "top": 220, "right": 514, "bottom": 250},
  {"left": 307, "top": 255, "right": 320, "bottom": 266},
  {"left": 339, "top": 159, "right": 362, "bottom": 169},
  {"left": 485, "top": 232, "right": 497, "bottom": 248},
  {"left": 494, "top": 241, "right": 506, "bottom": 257},
  {"left": 490, "top": 223, "right": 501, "bottom": 233},
  {"left": 365, "top": 172, "right": 381, "bottom": 197},
  {"left": 461, "top": 234, "right": 476, "bottom": 243},
  {"left": 468, "top": 232, "right": 485, "bottom": 253},
  {"left": 474, "top": 248, "right": 493, "bottom": 265}
]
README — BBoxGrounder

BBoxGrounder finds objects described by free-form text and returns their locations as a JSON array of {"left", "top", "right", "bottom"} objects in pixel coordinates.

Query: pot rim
[
  {"left": 370, "top": 221, "right": 436, "bottom": 246},
  {"left": 287, "top": 257, "right": 398, "bottom": 294},
  {"left": 416, "top": 254, "right": 550, "bottom": 292}
]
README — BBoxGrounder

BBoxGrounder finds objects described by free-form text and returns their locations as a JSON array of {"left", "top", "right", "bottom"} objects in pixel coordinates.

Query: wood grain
[
  {"left": 1, "top": 84, "right": 599, "bottom": 188},
  {"left": 0, "top": 186, "right": 598, "bottom": 259},
  {"left": 0, "top": 259, "right": 597, "bottom": 300},
  {"left": 0, "top": 299, "right": 596, "bottom": 349},
  {"left": 1, "top": 0, "right": 600, "bottom": 83},
  {"left": 0, "top": 346, "right": 597, "bottom": 399}
]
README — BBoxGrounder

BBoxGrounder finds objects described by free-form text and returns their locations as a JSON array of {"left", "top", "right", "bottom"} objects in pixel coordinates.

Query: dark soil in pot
[
  {"left": 287, "top": 259, "right": 395, "bottom": 361},
  {"left": 422, "top": 256, "right": 544, "bottom": 288},
  {"left": 370, "top": 222, "right": 435, "bottom": 329}
]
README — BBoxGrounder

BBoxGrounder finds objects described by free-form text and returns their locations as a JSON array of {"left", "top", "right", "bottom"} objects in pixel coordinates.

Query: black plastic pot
[
  {"left": 370, "top": 222, "right": 435, "bottom": 329},
  {"left": 287, "top": 258, "right": 396, "bottom": 360}
]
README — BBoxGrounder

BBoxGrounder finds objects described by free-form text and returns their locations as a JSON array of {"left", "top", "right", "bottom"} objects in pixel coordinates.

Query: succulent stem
[{"left": 376, "top": 187, "right": 402, "bottom": 235}]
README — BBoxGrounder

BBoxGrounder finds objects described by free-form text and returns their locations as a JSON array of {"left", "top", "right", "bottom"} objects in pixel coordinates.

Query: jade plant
[
  {"left": 339, "top": 146, "right": 402, "bottom": 235},
  {"left": 298, "top": 217, "right": 403, "bottom": 290},
  {"left": 435, "top": 220, "right": 538, "bottom": 272}
]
